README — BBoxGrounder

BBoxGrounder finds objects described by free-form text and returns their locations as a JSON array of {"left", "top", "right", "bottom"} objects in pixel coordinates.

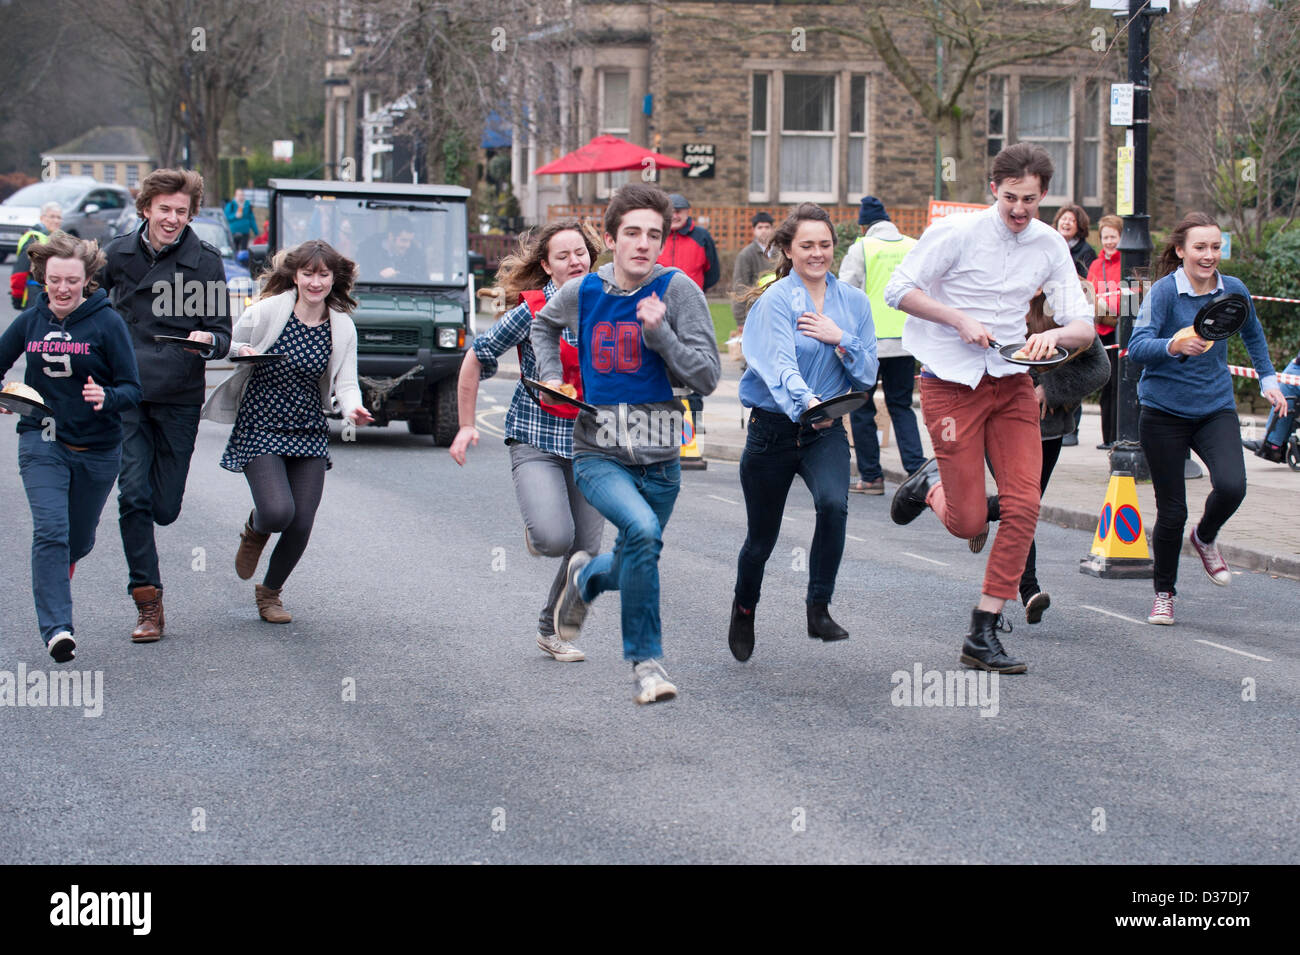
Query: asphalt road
[{"left": 1, "top": 325, "right": 1297, "bottom": 863}]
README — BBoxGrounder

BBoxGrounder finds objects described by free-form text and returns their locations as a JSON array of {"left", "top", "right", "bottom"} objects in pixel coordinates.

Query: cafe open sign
[{"left": 682, "top": 143, "right": 715, "bottom": 179}]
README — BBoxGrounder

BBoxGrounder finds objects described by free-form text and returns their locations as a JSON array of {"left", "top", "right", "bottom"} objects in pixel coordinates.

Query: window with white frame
[
  {"left": 58, "top": 162, "right": 72, "bottom": 177},
  {"left": 1018, "top": 77, "right": 1072, "bottom": 200},
  {"left": 780, "top": 73, "right": 836, "bottom": 200},
  {"left": 1081, "top": 79, "right": 1102, "bottom": 203},
  {"left": 987, "top": 76, "right": 1007, "bottom": 159},
  {"left": 80, "top": 163, "right": 95, "bottom": 177},
  {"left": 102, "top": 164, "right": 116, "bottom": 183},
  {"left": 126, "top": 164, "right": 140, "bottom": 187},
  {"left": 596, "top": 70, "right": 630, "bottom": 198},
  {"left": 848, "top": 75, "right": 868, "bottom": 197},
  {"left": 749, "top": 73, "right": 768, "bottom": 200}
]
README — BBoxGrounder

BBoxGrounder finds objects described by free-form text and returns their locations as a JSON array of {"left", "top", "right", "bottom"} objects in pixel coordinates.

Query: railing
[{"left": 545, "top": 203, "right": 930, "bottom": 252}]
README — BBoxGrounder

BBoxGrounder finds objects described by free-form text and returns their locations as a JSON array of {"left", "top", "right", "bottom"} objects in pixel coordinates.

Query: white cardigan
[{"left": 201, "top": 289, "right": 364, "bottom": 424}]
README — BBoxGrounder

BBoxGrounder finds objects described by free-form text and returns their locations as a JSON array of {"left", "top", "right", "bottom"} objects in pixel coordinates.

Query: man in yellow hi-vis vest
[
  {"left": 9, "top": 202, "right": 63, "bottom": 309},
  {"left": 838, "top": 196, "right": 926, "bottom": 494}
]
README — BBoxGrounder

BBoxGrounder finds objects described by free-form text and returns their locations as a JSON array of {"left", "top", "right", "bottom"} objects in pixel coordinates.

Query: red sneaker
[{"left": 1190, "top": 528, "right": 1231, "bottom": 586}]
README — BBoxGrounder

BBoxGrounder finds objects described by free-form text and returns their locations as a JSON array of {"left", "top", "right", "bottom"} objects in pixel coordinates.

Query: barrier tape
[
  {"left": 1229, "top": 364, "right": 1300, "bottom": 386},
  {"left": 1251, "top": 294, "right": 1300, "bottom": 305}
]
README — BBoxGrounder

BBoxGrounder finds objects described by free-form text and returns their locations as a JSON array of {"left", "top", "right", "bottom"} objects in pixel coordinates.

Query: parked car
[
  {"left": 264, "top": 177, "right": 473, "bottom": 444},
  {"left": 0, "top": 178, "right": 135, "bottom": 257}
]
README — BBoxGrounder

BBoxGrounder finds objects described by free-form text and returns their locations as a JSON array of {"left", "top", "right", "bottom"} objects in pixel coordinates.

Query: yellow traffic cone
[
  {"left": 1079, "top": 471, "right": 1153, "bottom": 578},
  {"left": 679, "top": 397, "right": 707, "bottom": 470}
]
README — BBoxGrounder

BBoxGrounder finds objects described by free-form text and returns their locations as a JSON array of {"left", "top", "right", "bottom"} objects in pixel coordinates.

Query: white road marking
[
  {"left": 1080, "top": 605, "right": 1147, "bottom": 626},
  {"left": 707, "top": 494, "right": 739, "bottom": 505},
  {"left": 489, "top": 405, "right": 507, "bottom": 412},
  {"left": 846, "top": 533, "right": 865, "bottom": 542},
  {"left": 1194, "top": 640, "right": 1272, "bottom": 663},
  {"left": 902, "top": 552, "right": 948, "bottom": 566}
]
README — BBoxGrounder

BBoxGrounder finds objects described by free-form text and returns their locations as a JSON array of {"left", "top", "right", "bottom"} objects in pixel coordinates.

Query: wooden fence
[{"left": 546, "top": 203, "right": 929, "bottom": 254}]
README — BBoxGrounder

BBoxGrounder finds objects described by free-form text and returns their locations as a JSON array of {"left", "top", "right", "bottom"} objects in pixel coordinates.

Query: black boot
[
  {"left": 986, "top": 494, "right": 1000, "bottom": 523},
  {"left": 960, "top": 608, "right": 1027, "bottom": 673},
  {"left": 807, "top": 602, "right": 849, "bottom": 641},
  {"left": 890, "top": 458, "right": 940, "bottom": 525},
  {"left": 728, "top": 598, "right": 755, "bottom": 661}
]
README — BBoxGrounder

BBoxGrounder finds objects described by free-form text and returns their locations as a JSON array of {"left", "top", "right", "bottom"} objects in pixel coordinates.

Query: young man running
[
  {"left": 531, "top": 185, "right": 720, "bottom": 704},
  {"left": 884, "top": 143, "right": 1096, "bottom": 674}
]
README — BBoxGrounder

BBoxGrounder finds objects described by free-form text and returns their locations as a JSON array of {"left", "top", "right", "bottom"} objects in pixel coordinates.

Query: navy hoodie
[{"left": 0, "top": 288, "right": 142, "bottom": 449}]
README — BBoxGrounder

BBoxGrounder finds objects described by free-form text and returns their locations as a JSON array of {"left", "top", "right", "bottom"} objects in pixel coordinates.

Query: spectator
[
  {"left": 9, "top": 202, "right": 63, "bottom": 309},
  {"left": 730, "top": 211, "right": 776, "bottom": 337},
  {"left": 657, "top": 194, "right": 719, "bottom": 292},
  {"left": 1087, "top": 214, "right": 1124, "bottom": 448},
  {"left": 224, "top": 188, "right": 258, "bottom": 254},
  {"left": 1054, "top": 204, "right": 1097, "bottom": 278},
  {"left": 838, "top": 195, "right": 927, "bottom": 494}
]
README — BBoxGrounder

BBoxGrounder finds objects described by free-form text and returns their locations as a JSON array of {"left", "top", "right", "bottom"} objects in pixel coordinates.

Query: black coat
[
  {"left": 1068, "top": 237, "right": 1097, "bottom": 279},
  {"left": 1034, "top": 335, "right": 1111, "bottom": 439},
  {"left": 97, "top": 223, "right": 232, "bottom": 404}
]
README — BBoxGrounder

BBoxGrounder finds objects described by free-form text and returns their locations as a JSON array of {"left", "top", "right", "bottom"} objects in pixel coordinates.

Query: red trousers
[{"left": 919, "top": 373, "right": 1042, "bottom": 601}]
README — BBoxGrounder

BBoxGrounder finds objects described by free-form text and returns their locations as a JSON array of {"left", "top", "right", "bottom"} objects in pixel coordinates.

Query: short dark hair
[
  {"left": 751, "top": 211, "right": 774, "bottom": 226},
  {"left": 990, "top": 142, "right": 1054, "bottom": 194},
  {"left": 135, "top": 168, "right": 204, "bottom": 218},
  {"left": 603, "top": 185, "right": 672, "bottom": 243}
]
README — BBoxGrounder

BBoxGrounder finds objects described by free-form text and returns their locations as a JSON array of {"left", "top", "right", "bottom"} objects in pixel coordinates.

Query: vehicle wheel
[
  {"left": 1287, "top": 437, "right": 1300, "bottom": 471},
  {"left": 407, "top": 411, "right": 434, "bottom": 435},
  {"left": 433, "top": 376, "right": 458, "bottom": 447}
]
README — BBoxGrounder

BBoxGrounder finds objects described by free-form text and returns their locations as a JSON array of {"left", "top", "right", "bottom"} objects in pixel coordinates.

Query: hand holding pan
[
  {"left": 990, "top": 339, "right": 1071, "bottom": 368},
  {"left": 0, "top": 381, "right": 54, "bottom": 418},
  {"left": 522, "top": 377, "right": 598, "bottom": 415},
  {"left": 799, "top": 391, "right": 870, "bottom": 426},
  {"left": 1175, "top": 292, "right": 1250, "bottom": 363}
]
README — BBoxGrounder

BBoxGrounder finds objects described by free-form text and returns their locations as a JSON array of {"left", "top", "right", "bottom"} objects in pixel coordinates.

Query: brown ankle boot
[
  {"left": 131, "top": 585, "right": 165, "bottom": 642},
  {"left": 236, "top": 510, "right": 270, "bottom": 580},
  {"left": 255, "top": 584, "right": 292, "bottom": 623}
]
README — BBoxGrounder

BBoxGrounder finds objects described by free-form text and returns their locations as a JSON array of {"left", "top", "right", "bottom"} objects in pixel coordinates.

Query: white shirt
[{"left": 884, "top": 206, "right": 1093, "bottom": 388}]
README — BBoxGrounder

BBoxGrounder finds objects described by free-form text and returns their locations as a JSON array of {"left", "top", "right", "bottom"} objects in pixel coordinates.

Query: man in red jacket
[{"left": 657, "top": 194, "right": 719, "bottom": 292}]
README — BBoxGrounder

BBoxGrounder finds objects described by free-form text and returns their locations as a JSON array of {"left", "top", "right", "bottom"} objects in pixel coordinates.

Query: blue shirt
[
  {"left": 1128, "top": 267, "right": 1277, "bottom": 418},
  {"left": 471, "top": 280, "right": 580, "bottom": 458},
  {"left": 739, "top": 271, "right": 877, "bottom": 421}
]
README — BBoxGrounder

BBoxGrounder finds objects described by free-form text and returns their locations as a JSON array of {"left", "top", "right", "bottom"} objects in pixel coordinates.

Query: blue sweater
[
  {"left": 739, "top": 271, "right": 877, "bottom": 421},
  {"left": 0, "top": 289, "right": 142, "bottom": 449},
  {"left": 1127, "top": 269, "right": 1277, "bottom": 419}
]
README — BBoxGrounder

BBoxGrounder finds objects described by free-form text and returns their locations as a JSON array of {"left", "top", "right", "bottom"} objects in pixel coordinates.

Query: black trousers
[{"left": 1139, "top": 406, "right": 1246, "bottom": 595}]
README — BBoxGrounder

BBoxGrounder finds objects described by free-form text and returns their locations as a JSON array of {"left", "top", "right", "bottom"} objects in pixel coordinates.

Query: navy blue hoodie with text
[{"left": 0, "top": 289, "right": 142, "bottom": 449}]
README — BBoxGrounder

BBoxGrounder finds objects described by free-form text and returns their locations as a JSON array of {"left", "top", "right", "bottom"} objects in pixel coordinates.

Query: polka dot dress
[{"left": 221, "top": 313, "right": 333, "bottom": 472}]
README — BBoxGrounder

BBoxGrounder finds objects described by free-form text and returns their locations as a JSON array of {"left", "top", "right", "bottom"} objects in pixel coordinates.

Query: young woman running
[
  {"left": 202, "top": 240, "right": 373, "bottom": 623},
  {"left": 449, "top": 221, "right": 604, "bottom": 662},
  {"left": 1127, "top": 212, "right": 1284, "bottom": 624}
]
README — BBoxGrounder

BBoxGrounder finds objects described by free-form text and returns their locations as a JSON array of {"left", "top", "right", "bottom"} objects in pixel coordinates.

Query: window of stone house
[
  {"left": 848, "top": 75, "right": 868, "bottom": 196},
  {"left": 597, "top": 70, "right": 631, "bottom": 198},
  {"left": 126, "top": 164, "right": 140, "bottom": 187},
  {"left": 749, "top": 73, "right": 769, "bottom": 201},
  {"left": 1081, "top": 79, "right": 1103, "bottom": 203},
  {"left": 58, "top": 163, "right": 72, "bottom": 177},
  {"left": 987, "top": 76, "right": 1007, "bottom": 158},
  {"left": 102, "top": 165, "right": 116, "bottom": 184},
  {"left": 1018, "top": 77, "right": 1073, "bottom": 200},
  {"left": 80, "top": 163, "right": 95, "bottom": 177},
  {"left": 780, "top": 73, "right": 837, "bottom": 201}
]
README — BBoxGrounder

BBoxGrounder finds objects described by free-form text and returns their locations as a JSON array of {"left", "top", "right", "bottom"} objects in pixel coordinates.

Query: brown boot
[
  {"left": 131, "top": 585, "right": 165, "bottom": 642},
  {"left": 236, "top": 510, "right": 270, "bottom": 580},
  {"left": 255, "top": 584, "right": 292, "bottom": 624}
]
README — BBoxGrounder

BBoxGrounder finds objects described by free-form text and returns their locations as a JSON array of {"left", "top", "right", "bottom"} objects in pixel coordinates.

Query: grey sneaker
[
  {"left": 553, "top": 551, "right": 592, "bottom": 640},
  {"left": 537, "top": 631, "right": 585, "bottom": 662},
  {"left": 633, "top": 660, "right": 678, "bottom": 705},
  {"left": 48, "top": 631, "right": 76, "bottom": 664}
]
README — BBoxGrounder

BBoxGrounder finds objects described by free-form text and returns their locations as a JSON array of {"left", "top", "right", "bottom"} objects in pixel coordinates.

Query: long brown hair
[
  {"left": 26, "top": 231, "right": 107, "bottom": 293},
  {"left": 738, "top": 202, "right": 835, "bottom": 306},
  {"left": 1154, "top": 211, "right": 1219, "bottom": 281},
  {"left": 495, "top": 219, "right": 600, "bottom": 308},
  {"left": 259, "top": 239, "right": 358, "bottom": 314}
]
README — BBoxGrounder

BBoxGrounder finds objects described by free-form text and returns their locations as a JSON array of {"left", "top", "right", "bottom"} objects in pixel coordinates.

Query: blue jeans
[
  {"left": 736, "top": 409, "right": 849, "bottom": 608},
  {"left": 118, "top": 402, "right": 201, "bottom": 592},
  {"left": 18, "top": 431, "right": 122, "bottom": 645},
  {"left": 849, "top": 354, "right": 925, "bottom": 479},
  {"left": 1264, "top": 359, "right": 1300, "bottom": 447},
  {"left": 571, "top": 454, "right": 681, "bottom": 662}
]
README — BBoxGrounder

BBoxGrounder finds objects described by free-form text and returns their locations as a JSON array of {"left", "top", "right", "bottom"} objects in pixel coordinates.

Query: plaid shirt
[{"left": 473, "top": 280, "right": 579, "bottom": 458}]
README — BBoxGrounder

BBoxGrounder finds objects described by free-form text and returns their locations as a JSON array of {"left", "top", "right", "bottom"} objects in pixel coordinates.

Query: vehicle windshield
[
  {"left": 276, "top": 194, "right": 466, "bottom": 285},
  {"left": 4, "top": 181, "right": 89, "bottom": 208},
  {"left": 190, "top": 219, "right": 234, "bottom": 258}
]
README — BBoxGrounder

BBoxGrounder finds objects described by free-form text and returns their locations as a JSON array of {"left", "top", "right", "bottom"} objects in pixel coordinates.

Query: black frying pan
[
  {"left": 799, "top": 391, "right": 870, "bottom": 425},
  {"left": 0, "top": 392, "right": 54, "bottom": 418},
  {"left": 1176, "top": 293, "right": 1250, "bottom": 362},
  {"left": 989, "top": 340, "right": 1071, "bottom": 368},
  {"left": 521, "top": 377, "right": 598, "bottom": 415}
]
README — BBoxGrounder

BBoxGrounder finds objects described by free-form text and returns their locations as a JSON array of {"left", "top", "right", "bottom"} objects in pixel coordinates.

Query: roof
[
  {"left": 42, "top": 126, "right": 155, "bottom": 160},
  {"left": 268, "top": 179, "right": 471, "bottom": 199}
]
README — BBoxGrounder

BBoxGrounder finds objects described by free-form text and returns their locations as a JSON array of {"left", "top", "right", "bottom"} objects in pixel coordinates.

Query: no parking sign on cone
[{"left": 1079, "top": 471, "right": 1153, "bottom": 578}]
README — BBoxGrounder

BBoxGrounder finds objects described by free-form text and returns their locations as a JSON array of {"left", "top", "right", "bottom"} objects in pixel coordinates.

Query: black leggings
[
  {"left": 244, "top": 454, "right": 327, "bottom": 590},
  {"left": 1139, "top": 406, "right": 1246, "bottom": 595}
]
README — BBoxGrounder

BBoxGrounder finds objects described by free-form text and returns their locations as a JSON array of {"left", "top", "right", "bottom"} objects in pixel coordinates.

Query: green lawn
[{"left": 709, "top": 301, "right": 737, "bottom": 347}]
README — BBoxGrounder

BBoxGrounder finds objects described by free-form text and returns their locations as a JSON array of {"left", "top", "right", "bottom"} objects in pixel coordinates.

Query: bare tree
[{"left": 1153, "top": 0, "right": 1300, "bottom": 257}]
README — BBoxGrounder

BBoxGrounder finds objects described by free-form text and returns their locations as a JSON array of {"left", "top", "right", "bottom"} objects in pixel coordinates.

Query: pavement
[{"left": 491, "top": 341, "right": 1300, "bottom": 582}]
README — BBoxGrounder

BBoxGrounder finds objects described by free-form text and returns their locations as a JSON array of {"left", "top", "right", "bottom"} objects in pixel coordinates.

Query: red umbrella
[{"left": 533, "top": 134, "right": 688, "bottom": 175}]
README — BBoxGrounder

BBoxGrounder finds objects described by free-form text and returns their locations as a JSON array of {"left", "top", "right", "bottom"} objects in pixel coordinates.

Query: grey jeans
[{"left": 509, "top": 441, "right": 605, "bottom": 636}]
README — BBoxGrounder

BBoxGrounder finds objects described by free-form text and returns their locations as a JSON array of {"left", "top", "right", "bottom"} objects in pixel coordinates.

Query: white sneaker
[
  {"left": 537, "top": 632, "right": 585, "bottom": 662},
  {"left": 633, "top": 660, "right": 677, "bottom": 705},
  {"left": 48, "top": 631, "right": 76, "bottom": 663},
  {"left": 1148, "top": 592, "right": 1174, "bottom": 625}
]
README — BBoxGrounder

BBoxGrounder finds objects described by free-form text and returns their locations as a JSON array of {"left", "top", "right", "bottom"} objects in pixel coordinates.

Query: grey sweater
[{"left": 531, "top": 263, "right": 721, "bottom": 465}]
